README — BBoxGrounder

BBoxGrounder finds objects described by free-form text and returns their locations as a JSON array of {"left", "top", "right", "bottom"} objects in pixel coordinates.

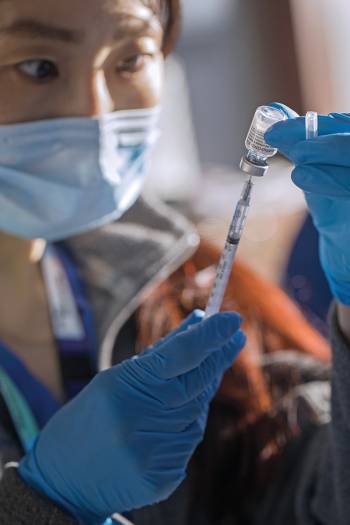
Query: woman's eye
[
  {"left": 117, "top": 54, "right": 152, "bottom": 74},
  {"left": 16, "top": 59, "right": 59, "bottom": 81}
]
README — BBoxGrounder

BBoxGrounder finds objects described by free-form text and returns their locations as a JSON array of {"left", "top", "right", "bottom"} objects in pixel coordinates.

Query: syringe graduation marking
[
  {"left": 228, "top": 178, "right": 253, "bottom": 243},
  {"left": 205, "top": 178, "right": 253, "bottom": 318}
]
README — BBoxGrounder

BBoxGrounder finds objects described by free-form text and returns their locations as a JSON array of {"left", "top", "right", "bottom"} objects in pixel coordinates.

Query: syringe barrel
[
  {"left": 227, "top": 179, "right": 252, "bottom": 243},
  {"left": 227, "top": 200, "right": 250, "bottom": 244},
  {"left": 204, "top": 242, "right": 238, "bottom": 318},
  {"left": 204, "top": 178, "right": 253, "bottom": 318}
]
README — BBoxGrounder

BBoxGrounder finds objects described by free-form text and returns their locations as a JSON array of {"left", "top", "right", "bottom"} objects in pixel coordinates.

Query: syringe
[
  {"left": 204, "top": 105, "right": 287, "bottom": 318},
  {"left": 205, "top": 177, "right": 253, "bottom": 318}
]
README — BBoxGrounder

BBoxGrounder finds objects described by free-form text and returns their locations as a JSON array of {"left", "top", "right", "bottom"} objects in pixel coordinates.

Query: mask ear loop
[
  {"left": 99, "top": 106, "right": 161, "bottom": 187},
  {"left": 98, "top": 119, "right": 122, "bottom": 185}
]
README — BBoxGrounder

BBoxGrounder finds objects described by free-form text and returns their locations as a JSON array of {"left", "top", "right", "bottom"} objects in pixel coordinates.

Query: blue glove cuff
[{"left": 324, "top": 271, "right": 350, "bottom": 306}]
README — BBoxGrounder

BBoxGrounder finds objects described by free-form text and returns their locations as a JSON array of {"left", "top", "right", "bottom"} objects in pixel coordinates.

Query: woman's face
[{"left": 0, "top": 0, "right": 164, "bottom": 124}]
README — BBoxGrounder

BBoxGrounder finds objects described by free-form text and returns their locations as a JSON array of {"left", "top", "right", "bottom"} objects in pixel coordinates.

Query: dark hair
[{"left": 143, "top": 0, "right": 181, "bottom": 54}]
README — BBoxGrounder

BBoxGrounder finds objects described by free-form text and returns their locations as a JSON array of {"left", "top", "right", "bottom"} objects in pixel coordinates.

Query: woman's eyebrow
[
  {"left": 0, "top": 19, "right": 84, "bottom": 44},
  {"left": 0, "top": 18, "right": 160, "bottom": 44}
]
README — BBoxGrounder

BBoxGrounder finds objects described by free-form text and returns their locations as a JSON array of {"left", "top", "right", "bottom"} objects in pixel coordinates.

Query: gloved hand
[
  {"left": 265, "top": 103, "right": 350, "bottom": 305},
  {"left": 19, "top": 310, "right": 246, "bottom": 525}
]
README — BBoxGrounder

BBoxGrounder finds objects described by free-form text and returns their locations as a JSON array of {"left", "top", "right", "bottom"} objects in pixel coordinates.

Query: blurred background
[{"left": 146, "top": 0, "right": 350, "bottom": 334}]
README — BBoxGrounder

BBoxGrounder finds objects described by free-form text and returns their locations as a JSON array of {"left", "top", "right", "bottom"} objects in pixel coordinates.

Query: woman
[
  {"left": 0, "top": 2, "right": 349, "bottom": 525},
  {"left": 0, "top": 1, "right": 247, "bottom": 523}
]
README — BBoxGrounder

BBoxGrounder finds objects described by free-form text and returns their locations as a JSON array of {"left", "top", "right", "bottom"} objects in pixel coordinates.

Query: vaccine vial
[{"left": 240, "top": 105, "right": 287, "bottom": 176}]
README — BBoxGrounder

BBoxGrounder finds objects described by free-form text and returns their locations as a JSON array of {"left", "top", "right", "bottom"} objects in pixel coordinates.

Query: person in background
[
  {"left": 284, "top": 213, "right": 333, "bottom": 336},
  {"left": 130, "top": 240, "right": 331, "bottom": 524}
]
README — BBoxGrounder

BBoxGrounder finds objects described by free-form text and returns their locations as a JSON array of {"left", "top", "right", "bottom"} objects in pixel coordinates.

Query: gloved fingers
[
  {"left": 265, "top": 117, "right": 309, "bottom": 158},
  {"left": 159, "top": 328, "right": 245, "bottom": 410},
  {"left": 138, "top": 357, "right": 230, "bottom": 431},
  {"left": 139, "top": 310, "right": 204, "bottom": 357},
  {"left": 140, "top": 420, "right": 204, "bottom": 470},
  {"left": 304, "top": 194, "right": 350, "bottom": 242},
  {"left": 302, "top": 193, "right": 335, "bottom": 231},
  {"left": 143, "top": 389, "right": 215, "bottom": 432},
  {"left": 148, "top": 446, "right": 195, "bottom": 475},
  {"left": 137, "top": 420, "right": 203, "bottom": 448},
  {"left": 155, "top": 351, "right": 238, "bottom": 424},
  {"left": 269, "top": 102, "right": 300, "bottom": 119},
  {"left": 288, "top": 133, "right": 350, "bottom": 169},
  {"left": 197, "top": 369, "right": 224, "bottom": 407},
  {"left": 328, "top": 112, "right": 350, "bottom": 121},
  {"left": 141, "top": 311, "right": 242, "bottom": 379},
  {"left": 265, "top": 116, "right": 350, "bottom": 159},
  {"left": 128, "top": 423, "right": 205, "bottom": 503},
  {"left": 122, "top": 318, "right": 243, "bottom": 408},
  {"left": 194, "top": 379, "right": 221, "bottom": 432},
  {"left": 136, "top": 423, "right": 203, "bottom": 487},
  {"left": 176, "top": 330, "right": 246, "bottom": 404},
  {"left": 144, "top": 467, "right": 186, "bottom": 503},
  {"left": 292, "top": 165, "right": 350, "bottom": 199}
]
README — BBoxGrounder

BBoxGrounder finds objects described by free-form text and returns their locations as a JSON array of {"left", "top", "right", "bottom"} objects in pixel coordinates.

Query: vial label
[{"left": 246, "top": 126, "right": 277, "bottom": 157}]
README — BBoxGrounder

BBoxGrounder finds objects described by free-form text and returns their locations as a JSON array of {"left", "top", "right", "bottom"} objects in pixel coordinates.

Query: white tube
[{"left": 305, "top": 111, "right": 319, "bottom": 140}]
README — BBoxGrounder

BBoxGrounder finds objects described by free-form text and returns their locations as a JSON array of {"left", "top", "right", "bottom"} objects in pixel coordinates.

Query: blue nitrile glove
[
  {"left": 19, "top": 310, "right": 246, "bottom": 525},
  {"left": 265, "top": 103, "right": 350, "bottom": 305}
]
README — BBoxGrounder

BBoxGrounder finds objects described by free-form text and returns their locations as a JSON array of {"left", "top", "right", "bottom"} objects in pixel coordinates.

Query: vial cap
[{"left": 239, "top": 156, "right": 268, "bottom": 177}]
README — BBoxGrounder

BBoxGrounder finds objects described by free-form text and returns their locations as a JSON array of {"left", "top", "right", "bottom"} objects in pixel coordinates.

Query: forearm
[{"left": 337, "top": 304, "right": 350, "bottom": 344}]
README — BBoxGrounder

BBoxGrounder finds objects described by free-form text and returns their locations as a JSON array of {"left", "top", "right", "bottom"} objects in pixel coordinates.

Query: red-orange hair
[
  {"left": 135, "top": 239, "right": 330, "bottom": 520},
  {"left": 136, "top": 239, "right": 330, "bottom": 421}
]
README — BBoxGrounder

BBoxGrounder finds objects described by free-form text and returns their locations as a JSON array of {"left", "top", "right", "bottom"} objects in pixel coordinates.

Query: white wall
[
  {"left": 146, "top": 57, "right": 201, "bottom": 202},
  {"left": 182, "top": 0, "right": 237, "bottom": 35},
  {"left": 290, "top": 0, "right": 350, "bottom": 112},
  {"left": 178, "top": 2, "right": 271, "bottom": 168}
]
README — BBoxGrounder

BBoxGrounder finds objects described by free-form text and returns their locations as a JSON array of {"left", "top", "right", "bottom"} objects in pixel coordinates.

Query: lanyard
[
  {"left": 0, "top": 246, "right": 126, "bottom": 524},
  {"left": 43, "top": 243, "right": 98, "bottom": 366},
  {"left": 42, "top": 244, "right": 85, "bottom": 342},
  {"left": 0, "top": 368, "right": 128, "bottom": 524},
  {"left": 0, "top": 243, "right": 97, "bottom": 447},
  {"left": 43, "top": 244, "right": 97, "bottom": 399},
  {"left": 0, "top": 366, "right": 39, "bottom": 453}
]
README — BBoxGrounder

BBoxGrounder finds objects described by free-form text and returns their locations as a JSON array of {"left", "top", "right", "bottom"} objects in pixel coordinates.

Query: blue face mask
[{"left": 0, "top": 107, "right": 159, "bottom": 241}]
